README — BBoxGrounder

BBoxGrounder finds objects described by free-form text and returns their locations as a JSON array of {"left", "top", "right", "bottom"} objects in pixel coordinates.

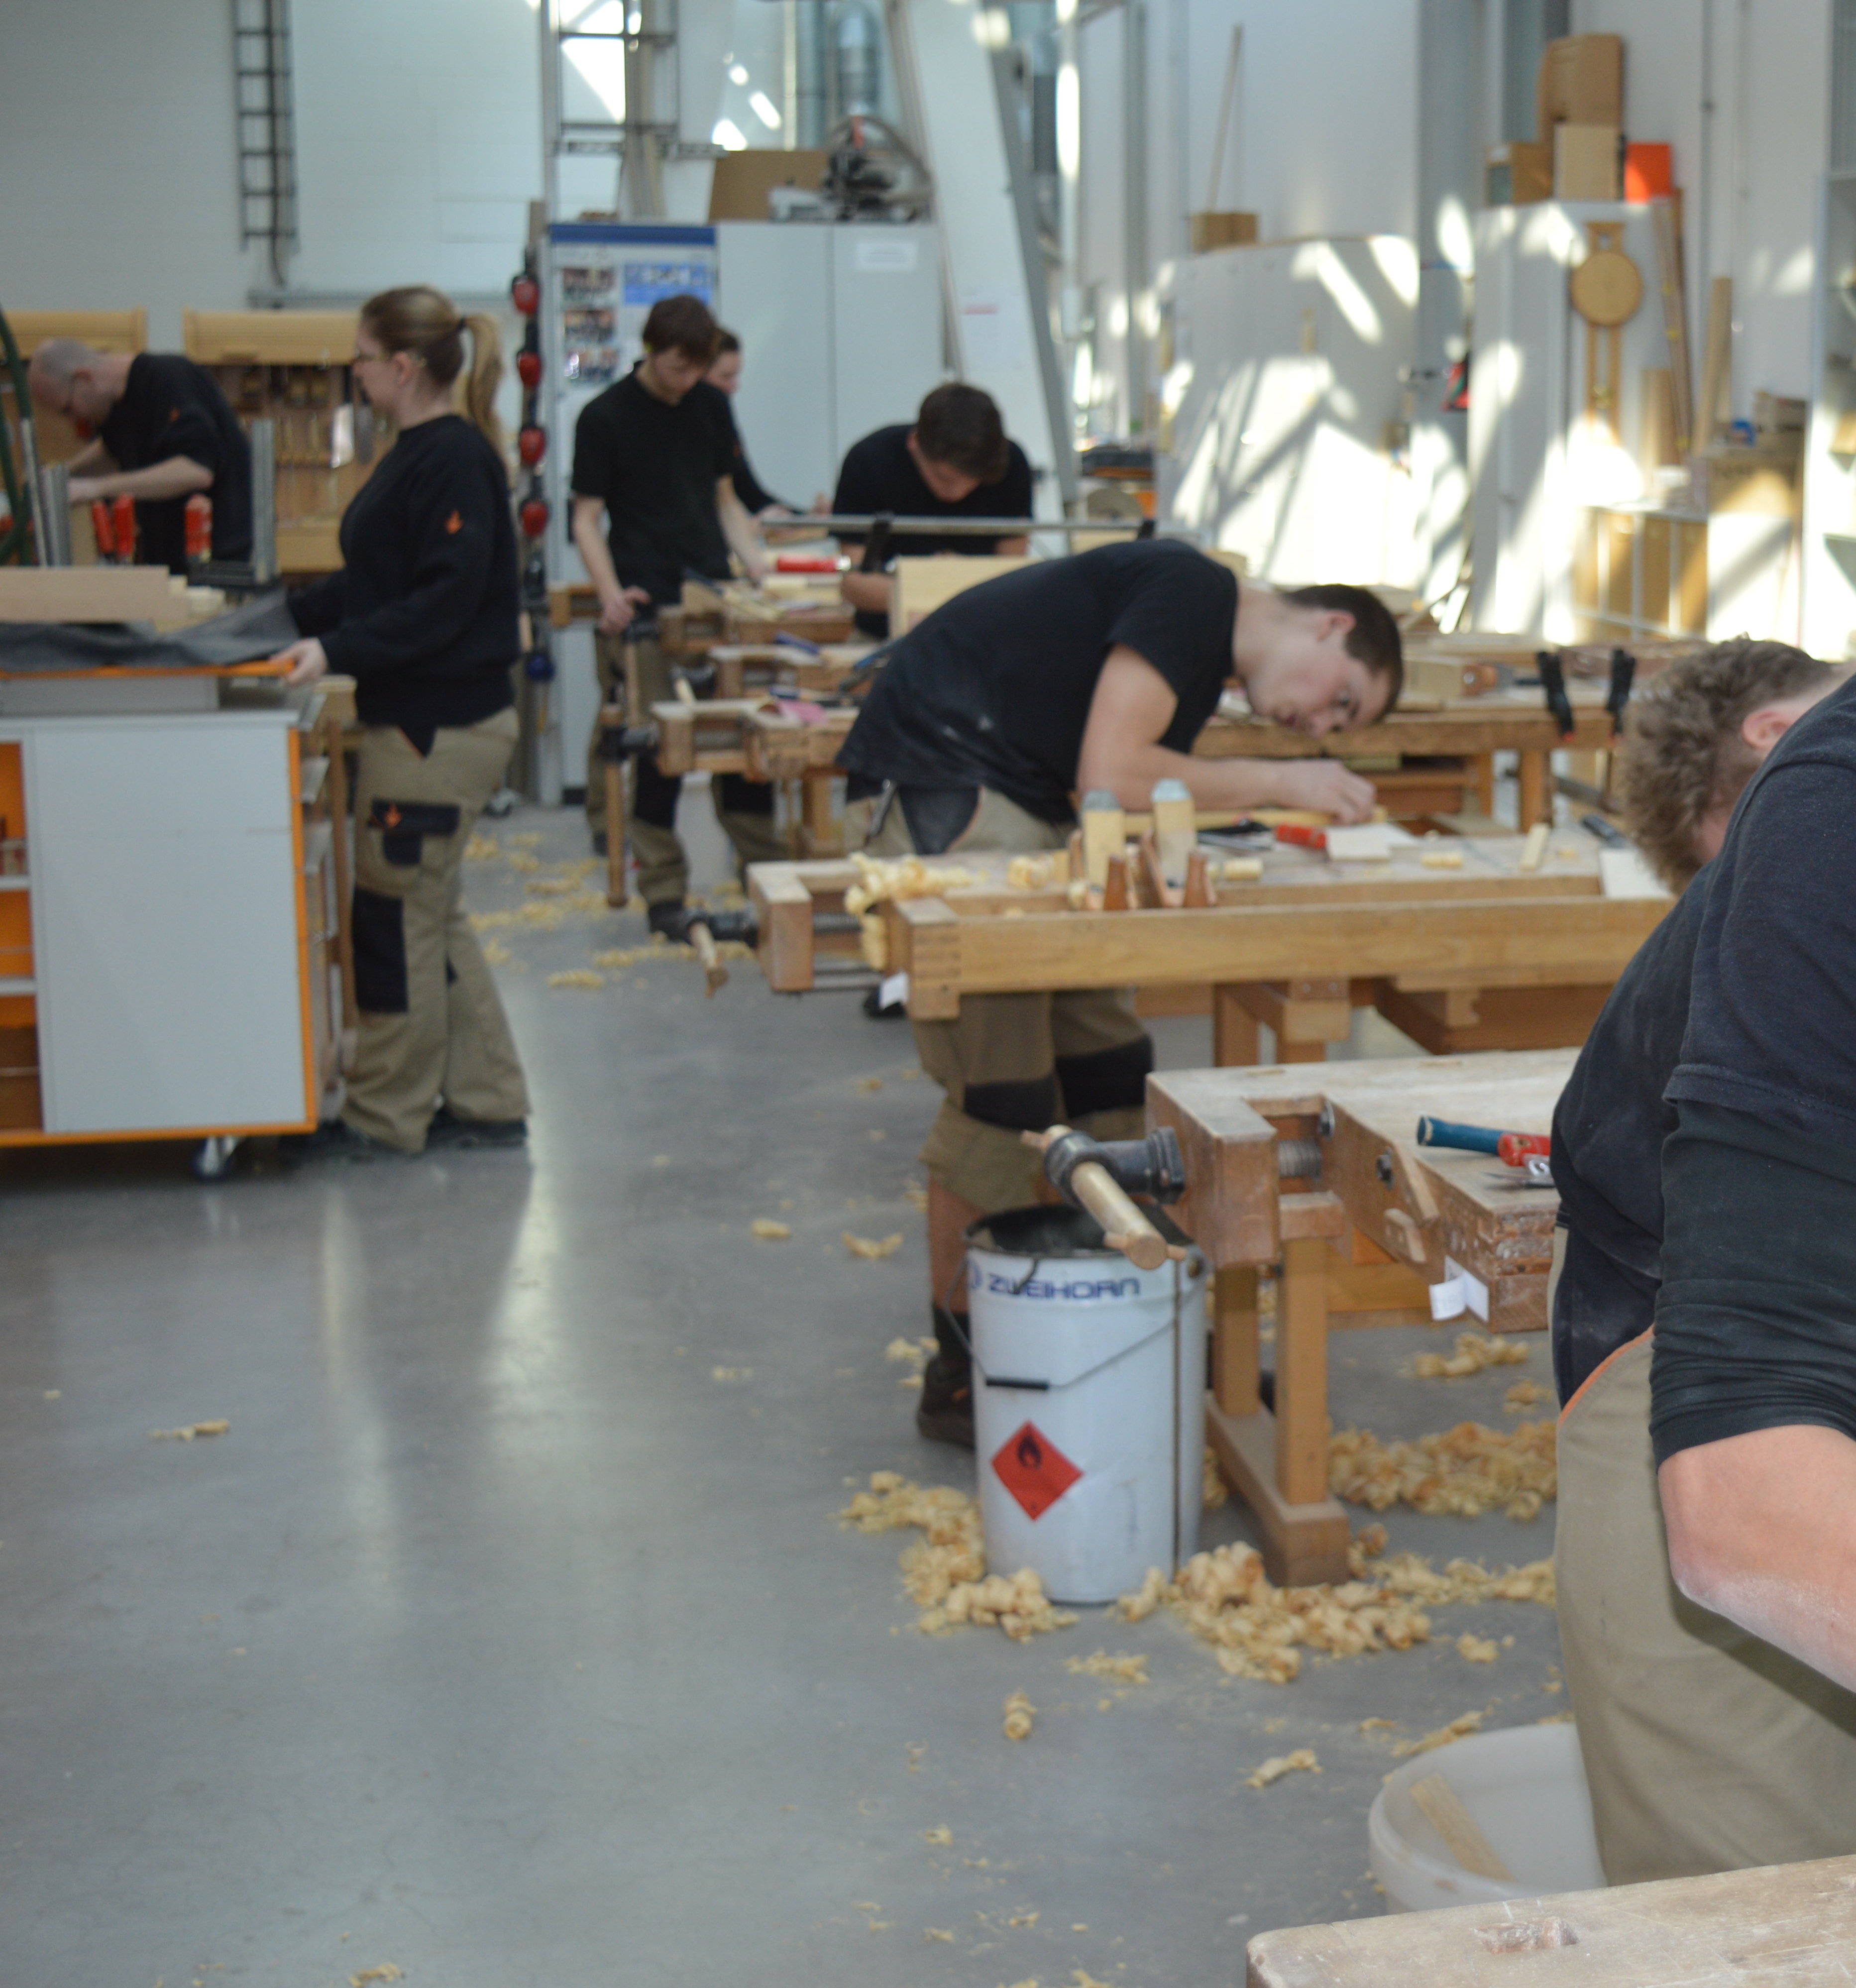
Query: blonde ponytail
[{"left": 360, "top": 285, "right": 507, "bottom": 467}]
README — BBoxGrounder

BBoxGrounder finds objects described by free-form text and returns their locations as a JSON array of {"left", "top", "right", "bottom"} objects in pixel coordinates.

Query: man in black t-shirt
[
  {"left": 839, "top": 539, "right": 1402, "bottom": 1445},
  {"left": 832, "top": 384, "right": 1033, "bottom": 638},
  {"left": 569, "top": 294, "right": 779, "bottom": 920},
  {"left": 1550, "top": 665, "right": 1856, "bottom": 1885},
  {"left": 27, "top": 341, "right": 252, "bottom": 575}
]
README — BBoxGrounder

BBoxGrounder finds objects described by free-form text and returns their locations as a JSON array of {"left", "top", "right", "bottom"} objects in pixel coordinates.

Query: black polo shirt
[{"left": 98, "top": 354, "right": 252, "bottom": 575}]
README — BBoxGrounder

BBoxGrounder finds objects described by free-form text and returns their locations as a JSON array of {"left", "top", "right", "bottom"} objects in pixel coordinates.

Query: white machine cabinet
[{"left": 0, "top": 694, "right": 335, "bottom": 1165}]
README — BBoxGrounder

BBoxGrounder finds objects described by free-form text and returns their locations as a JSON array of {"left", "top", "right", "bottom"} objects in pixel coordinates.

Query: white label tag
[
  {"left": 1429, "top": 1277, "right": 1467, "bottom": 1323},
  {"left": 880, "top": 971, "right": 910, "bottom": 1008},
  {"left": 1444, "top": 1255, "right": 1490, "bottom": 1323}
]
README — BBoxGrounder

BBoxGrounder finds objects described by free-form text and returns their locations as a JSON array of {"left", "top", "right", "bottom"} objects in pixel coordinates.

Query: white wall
[{"left": 1569, "top": 0, "right": 1831, "bottom": 415}]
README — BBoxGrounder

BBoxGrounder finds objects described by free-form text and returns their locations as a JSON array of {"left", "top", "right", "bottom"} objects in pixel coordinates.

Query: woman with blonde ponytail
[{"left": 278, "top": 284, "right": 531, "bottom": 1160}]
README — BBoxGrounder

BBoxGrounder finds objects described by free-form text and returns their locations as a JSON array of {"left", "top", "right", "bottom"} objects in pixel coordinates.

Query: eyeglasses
[{"left": 351, "top": 349, "right": 390, "bottom": 367}]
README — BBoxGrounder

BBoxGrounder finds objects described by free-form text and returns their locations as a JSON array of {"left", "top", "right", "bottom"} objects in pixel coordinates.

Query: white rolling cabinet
[{"left": 0, "top": 701, "right": 330, "bottom": 1160}]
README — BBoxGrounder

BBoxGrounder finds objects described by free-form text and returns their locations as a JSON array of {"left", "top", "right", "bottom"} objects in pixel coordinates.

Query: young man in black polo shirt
[
  {"left": 838, "top": 538, "right": 1400, "bottom": 1442},
  {"left": 569, "top": 294, "right": 779, "bottom": 921},
  {"left": 1550, "top": 651, "right": 1856, "bottom": 1883},
  {"left": 832, "top": 383, "right": 1033, "bottom": 639},
  {"left": 27, "top": 340, "right": 252, "bottom": 575}
]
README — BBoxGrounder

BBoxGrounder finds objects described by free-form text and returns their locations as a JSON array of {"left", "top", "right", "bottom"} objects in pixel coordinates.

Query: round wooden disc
[{"left": 1570, "top": 248, "right": 1643, "bottom": 327}]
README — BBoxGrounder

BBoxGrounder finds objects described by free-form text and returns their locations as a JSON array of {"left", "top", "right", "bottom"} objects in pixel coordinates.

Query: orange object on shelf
[{"left": 1625, "top": 143, "right": 1673, "bottom": 202}]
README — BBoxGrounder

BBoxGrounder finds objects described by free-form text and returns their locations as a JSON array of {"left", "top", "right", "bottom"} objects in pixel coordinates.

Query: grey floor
[{"left": 0, "top": 791, "right": 1565, "bottom": 1988}]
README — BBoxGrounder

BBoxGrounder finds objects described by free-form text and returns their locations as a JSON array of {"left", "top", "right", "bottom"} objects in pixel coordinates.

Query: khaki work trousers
[
  {"left": 848, "top": 787, "right": 1151, "bottom": 1211},
  {"left": 586, "top": 631, "right": 784, "bottom": 905},
  {"left": 1555, "top": 1312, "right": 1856, "bottom": 1883},
  {"left": 346, "top": 710, "right": 531, "bottom": 1153}
]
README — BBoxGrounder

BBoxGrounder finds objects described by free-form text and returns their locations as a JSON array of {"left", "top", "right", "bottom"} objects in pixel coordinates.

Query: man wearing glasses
[{"left": 26, "top": 340, "right": 252, "bottom": 576}]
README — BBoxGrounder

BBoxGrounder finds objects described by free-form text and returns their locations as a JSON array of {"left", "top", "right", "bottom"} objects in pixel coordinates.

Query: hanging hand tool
[{"left": 1023, "top": 1124, "right": 1187, "bottom": 1270}]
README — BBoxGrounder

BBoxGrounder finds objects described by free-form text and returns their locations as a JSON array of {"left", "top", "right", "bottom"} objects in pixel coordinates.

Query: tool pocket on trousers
[
  {"left": 352, "top": 887, "right": 410, "bottom": 1014},
  {"left": 368, "top": 798, "right": 461, "bottom": 867}
]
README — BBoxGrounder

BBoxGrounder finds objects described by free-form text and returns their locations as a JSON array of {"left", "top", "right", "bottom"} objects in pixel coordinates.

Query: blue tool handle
[{"left": 1416, "top": 1115, "right": 1503, "bottom": 1155}]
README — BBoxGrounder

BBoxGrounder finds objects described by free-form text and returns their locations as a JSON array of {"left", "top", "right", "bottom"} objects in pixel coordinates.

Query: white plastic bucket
[
  {"left": 966, "top": 1205, "right": 1206, "bottom": 1605},
  {"left": 1369, "top": 1723, "right": 1605, "bottom": 1913}
]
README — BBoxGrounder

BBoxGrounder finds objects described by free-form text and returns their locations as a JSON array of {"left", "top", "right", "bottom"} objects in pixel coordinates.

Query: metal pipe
[
  {"left": 777, "top": 513, "right": 1188, "bottom": 536},
  {"left": 35, "top": 463, "right": 71, "bottom": 567}
]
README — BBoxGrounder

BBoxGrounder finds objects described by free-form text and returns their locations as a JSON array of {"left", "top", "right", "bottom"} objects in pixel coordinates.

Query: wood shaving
[
  {"left": 1005, "top": 852, "right": 1064, "bottom": 890},
  {"left": 546, "top": 969, "right": 606, "bottom": 990},
  {"left": 1113, "top": 1539, "right": 1552, "bottom": 1684},
  {"left": 479, "top": 938, "right": 514, "bottom": 967},
  {"left": 1219, "top": 856, "right": 1264, "bottom": 881},
  {"left": 839, "top": 1472, "right": 1077, "bottom": 1640},
  {"left": 1392, "top": 1710, "right": 1485, "bottom": 1757},
  {"left": 506, "top": 851, "right": 541, "bottom": 872},
  {"left": 526, "top": 878, "right": 576, "bottom": 896},
  {"left": 151, "top": 1420, "right": 229, "bottom": 1441},
  {"left": 844, "top": 852, "right": 985, "bottom": 915},
  {"left": 1202, "top": 1444, "right": 1229, "bottom": 1510},
  {"left": 1358, "top": 1717, "right": 1398, "bottom": 1731},
  {"left": 1504, "top": 1377, "right": 1547, "bottom": 1413},
  {"left": 844, "top": 1231, "right": 904, "bottom": 1260},
  {"left": 1409, "top": 1332, "right": 1529, "bottom": 1380},
  {"left": 886, "top": 1335, "right": 936, "bottom": 1372},
  {"left": 751, "top": 1218, "right": 792, "bottom": 1239},
  {"left": 1073, "top": 1973, "right": 1115, "bottom": 1988},
  {"left": 922, "top": 1825, "right": 953, "bottom": 1844},
  {"left": 463, "top": 833, "right": 500, "bottom": 860},
  {"left": 1002, "top": 1691, "right": 1035, "bottom": 1740},
  {"left": 857, "top": 1076, "right": 884, "bottom": 1092},
  {"left": 1063, "top": 1651, "right": 1149, "bottom": 1684},
  {"left": 711, "top": 1366, "right": 752, "bottom": 1382},
  {"left": 1418, "top": 848, "right": 1465, "bottom": 868},
  {"left": 349, "top": 1970, "right": 403, "bottom": 1987},
  {"left": 1457, "top": 1633, "right": 1500, "bottom": 1663},
  {"left": 1247, "top": 1749, "right": 1320, "bottom": 1788},
  {"left": 1537, "top": 1711, "right": 1576, "bottom": 1724},
  {"left": 926, "top": 1928, "right": 955, "bottom": 1941},
  {"left": 1007, "top": 1910, "right": 1040, "bottom": 1927},
  {"left": 1328, "top": 1420, "right": 1556, "bottom": 1520},
  {"left": 904, "top": 1181, "right": 930, "bottom": 1211}
]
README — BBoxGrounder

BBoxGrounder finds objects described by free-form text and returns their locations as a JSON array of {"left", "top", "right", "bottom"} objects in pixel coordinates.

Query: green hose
[{"left": 0, "top": 305, "right": 35, "bottom": 564}]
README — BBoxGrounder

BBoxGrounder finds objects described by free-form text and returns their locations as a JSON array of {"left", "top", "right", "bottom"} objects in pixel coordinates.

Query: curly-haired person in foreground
[{"left": 1614, "top": 640, "right": 1842, "bottom": 890}]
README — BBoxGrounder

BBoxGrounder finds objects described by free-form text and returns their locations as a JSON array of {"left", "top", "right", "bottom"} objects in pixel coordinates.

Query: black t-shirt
[
  {"left": 837, "top": 539, "right": 1238, "bottom": 822},
  {"left": 569, "top": 368, "right": 733, "bottom": 606},
  {"left": 1548, "top": 879, "right": 1704, "bottom": 1403},
  {"left": 832, "top": 424, "right": 1035, "bottom": 637},
  {"left": 287, "top": 415, "right": 518, "bottom": 744},
  {"left": 98, "top": 353, "right": 252, "bottom": 575},
  {"left": 1646, "top": 675, "right": 1856, "bottom": 1460}
]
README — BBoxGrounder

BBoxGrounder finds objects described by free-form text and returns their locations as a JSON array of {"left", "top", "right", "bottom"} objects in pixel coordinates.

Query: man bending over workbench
[
  {"left": 836, "top": 536, "right": 1403, "bottom": 1445},
  {"left": 1551, "top": 648, "right": 1856, "bottom": 1882}
]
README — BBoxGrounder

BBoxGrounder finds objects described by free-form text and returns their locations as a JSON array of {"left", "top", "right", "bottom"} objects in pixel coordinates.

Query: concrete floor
[{"left": 0, "top": 792, "right": 1566, "bottom": 1987}]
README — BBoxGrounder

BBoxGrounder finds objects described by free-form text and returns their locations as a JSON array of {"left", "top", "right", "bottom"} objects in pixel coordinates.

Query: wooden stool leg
[
  {"left": 1518, "top": 748, "right": 1550, "bottom": 828},
  {"left": 1212, "top": 1266, "right": 1260, "bottom": 1417},
  {"left": 1213, "top": 985, "right": 1261, "bottom": 1067},
  {"left": 1275, "top": 1235, "right": 1330, "bottom": 1506}
]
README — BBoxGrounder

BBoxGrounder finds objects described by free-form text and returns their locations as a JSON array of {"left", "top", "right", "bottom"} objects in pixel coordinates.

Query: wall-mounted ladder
[{"left": 231, "top": 0, "right": 298, "bottom": 286}]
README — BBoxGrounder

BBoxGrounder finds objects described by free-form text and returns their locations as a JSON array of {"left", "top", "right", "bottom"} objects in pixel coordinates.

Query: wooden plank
[
  {"left": 1247, "top": 1850, "right": 1856, "bottom": 1988},
  {"left": 183, "top": 309, "right": 357, "bottom": 366},
  {"left": 1194, "top": 697, "right": 1618, "bottom": 763},
  {"left": 1213, "top": 984, "right": 1262, "bottom": 1066},
  {"left": 1229, "top": 978, "right": 1353, "bottom": 1044},
  {"left": 1205, "top": 1400, "right": 1353, "bottom": 1588},
  {"left": 0, "top": 566, "right": 214, "bottom": 629},
  {"left": 1377, "top": 979, "right": 1611, "bottom": 1055},
  {"left": 5, "top": 310, "right": 147, "bottom": 356}
]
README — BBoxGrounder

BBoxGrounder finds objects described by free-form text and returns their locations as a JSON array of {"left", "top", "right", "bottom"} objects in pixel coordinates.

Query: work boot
[
  {"left": 426, "top": 1104, "right": 528, "bottom": 1150},
  {"left": 916, "top": 1302, "right": 975, "bottom": 1449},
  {"left": 279, "top": 1119, "right": 414, "bottom": 1165}
]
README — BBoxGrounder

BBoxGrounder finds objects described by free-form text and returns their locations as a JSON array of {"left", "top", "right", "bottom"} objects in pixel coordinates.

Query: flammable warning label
[{"left": 991, "top": 1421, "right": 1082, "bottom": 1521}]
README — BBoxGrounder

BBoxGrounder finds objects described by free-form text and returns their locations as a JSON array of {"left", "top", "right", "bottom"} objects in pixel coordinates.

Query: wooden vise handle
[{"left": 1023, "top": 1125, "right": 1182, "bottom": 1272}]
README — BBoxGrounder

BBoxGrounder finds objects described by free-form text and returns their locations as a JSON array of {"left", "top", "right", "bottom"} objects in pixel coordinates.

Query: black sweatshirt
[{"left": 289, "top": 415, "right": 518, "bottom": 745}]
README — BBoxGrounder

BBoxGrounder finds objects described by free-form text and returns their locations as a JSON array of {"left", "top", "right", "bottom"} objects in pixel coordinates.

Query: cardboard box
[
  {"left": 1624, "top": 142, "right": 1673, "bottom": 202},
  {"left": 1189, "top": 211, "right": 1258, "bottom": 253},
  {"left": 1537, "top": 33, "right": 1623, "bottom": 136},
  {"left": 707, "top": 149, "right": 828, "bottom": 222},
  {"left": 1690, "top": 442, "right": 1800, "bottom": 518},
  {"left": 1555, "top": 124, "right": 1621, "bottom": 202},
  {"left": 1486, "top": 140, "right": 1552, "bottom": 207}
]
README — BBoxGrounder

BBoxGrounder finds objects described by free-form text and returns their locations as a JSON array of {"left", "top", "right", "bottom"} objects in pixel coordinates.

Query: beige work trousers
[
  {"left": 345, "top": 710, "right": 531, "bottom": 1153},
  {"left": 1556, "top": 1318, "right": 1856, "bottom": 1883},
  {"left": 585, "top": 631, "right": 785, "bottom": 902},
  {"left": 847, "top": 787, "right": 1149, "bottom": 1211}
]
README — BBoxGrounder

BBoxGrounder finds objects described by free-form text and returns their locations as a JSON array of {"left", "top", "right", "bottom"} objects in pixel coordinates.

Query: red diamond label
[{"left": 991, "top": 1421, "right": 1082, "bottom": 1521}]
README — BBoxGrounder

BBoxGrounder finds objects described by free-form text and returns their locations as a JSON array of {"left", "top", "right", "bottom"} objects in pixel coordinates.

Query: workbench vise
[
  {"left": 660, "top": 905, "right": 760, "bottom": 998},
  {"left": 1024, "top": 1124, "right": 1188, "bottom": 1271}
]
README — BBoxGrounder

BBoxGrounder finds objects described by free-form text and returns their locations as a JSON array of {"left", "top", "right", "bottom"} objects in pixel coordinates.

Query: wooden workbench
[
  {"left": 1248, "top": 1849, "right": 1856, "bottom": 1987},
  {"left": 750, "top": 831, "right": 1667, "bottom": 1061},
  {"left": 1147, "top": 1051, "right": 1569, "bottom": 1586}
]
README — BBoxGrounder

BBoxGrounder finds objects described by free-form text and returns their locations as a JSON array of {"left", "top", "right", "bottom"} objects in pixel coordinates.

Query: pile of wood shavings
[
  {"left": 151, "top": 1419, "right": 229, "bottom": 1441},
  {"left": 1409, "top": 1331, "right": 1529, "bottom": 1379},
  {"left": 1329, "top": 1419, "right": 1556, "bottom": 1520},
  {"left": 1002, "top": 1690, "right": 1035, "bottom": 1739},
  {"left": 1115, "top": 1530, "right": 1553, "bottom": 1684},
  {"left": 839, "top": 1472, "right": 1077, "bottom": 1640},
  {"left": 1247, "top": 1749, "right": 1320, "bottom": 1788},
  {"left": 547, "top": 969, "right": 606, "bottom": 990},
  {"left": 1504, "top": 1377, "right": 1547, "bottom": 1413},
  {"left": 844, "top": 854, "right": 988, "bottom": 970},
  {"left": 1202, "top": 1444, "right": 1229, "bottom": 1510}
]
